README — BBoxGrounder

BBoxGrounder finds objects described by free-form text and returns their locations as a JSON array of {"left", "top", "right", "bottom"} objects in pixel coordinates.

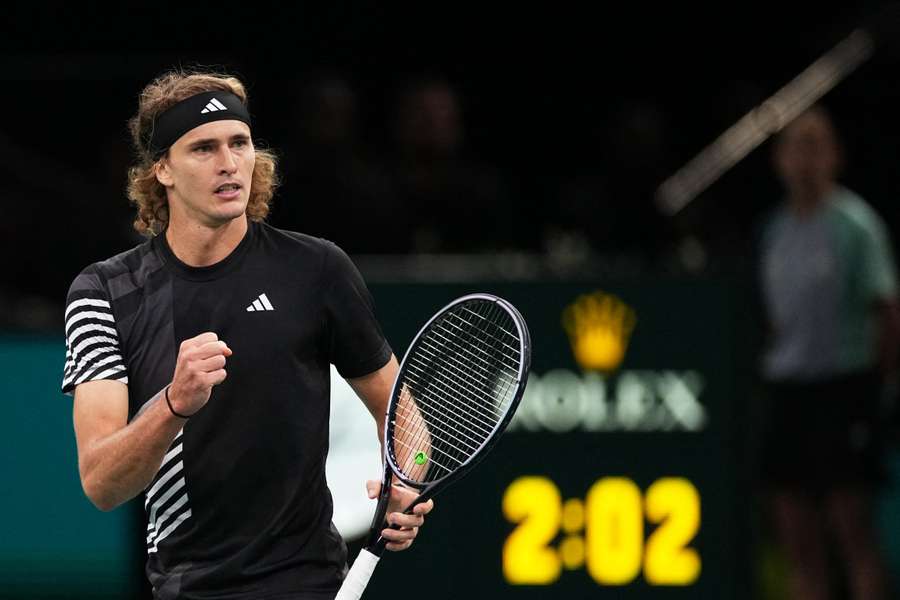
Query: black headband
[{"left": 148, "top": 91, "right": 252, "bottom": 158}]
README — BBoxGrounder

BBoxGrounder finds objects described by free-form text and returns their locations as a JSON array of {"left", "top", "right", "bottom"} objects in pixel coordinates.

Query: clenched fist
[{"left": 167, "top": 332, "right": 232, "bottom": 417}]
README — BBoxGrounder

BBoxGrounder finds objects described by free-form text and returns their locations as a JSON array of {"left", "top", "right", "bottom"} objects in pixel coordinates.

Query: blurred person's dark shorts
[{"left": 761, "top": 370, "right": 886, "bottom": 491}]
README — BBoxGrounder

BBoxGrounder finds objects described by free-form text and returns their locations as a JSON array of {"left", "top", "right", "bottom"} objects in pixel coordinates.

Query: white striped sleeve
[{"left": 61, "top": 291, "right": 128, "bottom": 395}]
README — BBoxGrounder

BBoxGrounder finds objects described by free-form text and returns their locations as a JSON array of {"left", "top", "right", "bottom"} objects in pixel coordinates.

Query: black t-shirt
[{"left": 61, "top": 221, "right": 392, "bottom": 599}]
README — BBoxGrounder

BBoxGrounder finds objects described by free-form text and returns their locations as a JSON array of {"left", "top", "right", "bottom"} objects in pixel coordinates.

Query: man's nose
[{"left": 217, "top": 147, "right": 238, "bottom": 173}]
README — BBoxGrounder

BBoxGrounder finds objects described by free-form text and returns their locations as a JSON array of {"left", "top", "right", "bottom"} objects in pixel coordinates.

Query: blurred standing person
[
  {"left": 548, "top": 100, "right": 671, "bottom": 270},
  {"left": 758, "top": 105, "right": 899, "bottom": 600},
  {"left": 388, "top": 77, "right": 511, "bottom": 253},
  {"left": 276, "top": 73, "right": 400, "bottom": 254}
]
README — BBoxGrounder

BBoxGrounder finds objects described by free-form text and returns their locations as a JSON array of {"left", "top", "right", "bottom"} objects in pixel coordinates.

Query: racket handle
[{"left": 335, "top": 548, "right": 380, "bottom": 600}]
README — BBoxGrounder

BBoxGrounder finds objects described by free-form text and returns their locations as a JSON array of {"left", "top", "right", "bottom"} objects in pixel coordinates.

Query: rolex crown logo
[{"left": 562, "top": 291, "right": 636, "bottom": 372}]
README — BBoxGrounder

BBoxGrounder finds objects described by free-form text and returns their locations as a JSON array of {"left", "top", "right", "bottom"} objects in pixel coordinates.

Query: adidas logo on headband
[{"left": 200, "top": 98, "right": 228, "bottom": 114}]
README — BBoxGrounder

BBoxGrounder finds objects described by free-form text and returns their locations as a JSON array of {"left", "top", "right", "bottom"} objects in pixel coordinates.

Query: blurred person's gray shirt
[{"left": 761, "top": 187, "right": 898, "bottom": 381}]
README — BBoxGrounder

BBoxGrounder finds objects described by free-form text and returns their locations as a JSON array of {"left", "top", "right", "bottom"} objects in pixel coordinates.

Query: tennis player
[{"left": 61, "top": 69, "right": 433, "bottom": 599}]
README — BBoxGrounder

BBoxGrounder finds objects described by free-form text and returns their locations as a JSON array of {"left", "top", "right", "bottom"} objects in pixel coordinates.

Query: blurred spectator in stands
[
  {"left": 548, "top": 100, "right": 670, "bottom": 271},
  {"left": 0, "top": 179, "right": 58, "bottom": 330},
  {"left": 757, "top": 105, "right": 898, "bottom": 600},
  {"left": 387, "top": 76, "right": 510, "bottom": 253},
  {"left": 276, "top": 73, "right": 400, "bottom": 254},
  {"left": 0, "top": 129, "right": 134, "bottom": 330}
]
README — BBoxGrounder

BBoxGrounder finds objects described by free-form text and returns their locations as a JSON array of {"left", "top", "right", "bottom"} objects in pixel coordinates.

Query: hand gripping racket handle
[
  {"left": 370, "top": 492, "right": 432, "bottom": 553},
  {"left": 334, "top": 549, "right": 380, "bottom": 600}
]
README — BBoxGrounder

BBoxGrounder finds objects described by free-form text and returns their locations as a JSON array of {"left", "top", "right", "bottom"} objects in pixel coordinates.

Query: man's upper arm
[
  {"left": 321, "top": 242, "right": 393, "bottom": 379},
  {"left": 62, "top": 265, "right": 129, "bottom": 395},
  {"left": 347, "top": 355, "right": 399, "bottom": 425},
  {"left": 858, "top": 211, "right": 899, "bottom": 304},
  {"left": 72, "top": 380, "right": 129, "bottom": 465}
]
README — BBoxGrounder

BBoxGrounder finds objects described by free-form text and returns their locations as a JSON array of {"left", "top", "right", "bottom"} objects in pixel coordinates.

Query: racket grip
[{"left": 335, "top": 548, "right": 380, "bottom": 600}]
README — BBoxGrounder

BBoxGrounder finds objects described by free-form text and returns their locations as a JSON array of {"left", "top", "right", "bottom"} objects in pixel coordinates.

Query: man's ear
[{"left": 155, "top": 158, "right": 173, "bottom": 187}]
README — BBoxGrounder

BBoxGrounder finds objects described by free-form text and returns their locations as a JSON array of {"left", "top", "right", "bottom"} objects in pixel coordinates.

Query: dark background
[{"left": 3, "top": 1, "right": 900, "bottom": 327}]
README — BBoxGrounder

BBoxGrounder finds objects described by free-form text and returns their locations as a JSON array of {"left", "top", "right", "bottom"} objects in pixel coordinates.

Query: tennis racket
[{"left": 335, "top": 293, "right": 532, "bottom": 600}]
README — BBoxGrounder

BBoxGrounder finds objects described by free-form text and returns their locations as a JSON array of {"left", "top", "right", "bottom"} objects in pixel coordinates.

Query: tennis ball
[{"left": 414, "top": 451, "right": 428, "bottom": 465}]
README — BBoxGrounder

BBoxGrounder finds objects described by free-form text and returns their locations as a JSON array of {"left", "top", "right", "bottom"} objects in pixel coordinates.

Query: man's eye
[
  {"left": 233, "top": 139, "right": 248, "bottom": 148},
  {"left": 195, "top": 145, "right": 213, "bottom": 153}
]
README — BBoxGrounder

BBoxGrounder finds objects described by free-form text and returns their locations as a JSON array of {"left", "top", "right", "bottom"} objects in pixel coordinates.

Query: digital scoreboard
[{"left": 361, "top": 279, "right": 750, "bottom": 600}]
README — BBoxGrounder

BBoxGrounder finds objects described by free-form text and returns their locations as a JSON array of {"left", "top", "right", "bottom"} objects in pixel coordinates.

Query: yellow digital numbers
[
  {"left": 644, "top": 478, "right": 701, "bottom": 585},
  {"left": 502, "top": 476, "right": 701, "bottom": 587},
  {"left": 501, "top": 476, "right": 562, "bottom": 584},
  {"left": 586, "top": 477, "right": 644, "bottom": 585}
]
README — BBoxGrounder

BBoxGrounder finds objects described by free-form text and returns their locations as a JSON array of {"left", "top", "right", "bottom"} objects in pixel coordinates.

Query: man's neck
[
  {"left": 788, "top": 181, "right": 834, "bottom": 218},
  {"left": 165, "top": 215, "right": 249, "bottom": 267}
]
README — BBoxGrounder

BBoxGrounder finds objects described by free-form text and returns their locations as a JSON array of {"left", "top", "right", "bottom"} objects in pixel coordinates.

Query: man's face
[
  {"left": 399, "top": 84, "right": 461, "bottom": 156},
  {"left": 156, "top": 120, "right": 255, "bottom": 227},
  {"left": 773, "top": 111, "right": 840, "bottom": 193}
]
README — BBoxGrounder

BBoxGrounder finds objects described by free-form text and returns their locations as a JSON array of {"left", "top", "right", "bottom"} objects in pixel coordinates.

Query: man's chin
[
  {"left": 200, "top": 207, "right": 248, "bottom": 229},
  {"left": 214, "top": 199, "right": 250, "bottom": 222}
]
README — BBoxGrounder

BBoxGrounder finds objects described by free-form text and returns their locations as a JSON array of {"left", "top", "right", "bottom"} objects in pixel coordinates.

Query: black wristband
[{"left": 165, "top": 385, "right": 194, "bottom": 419}]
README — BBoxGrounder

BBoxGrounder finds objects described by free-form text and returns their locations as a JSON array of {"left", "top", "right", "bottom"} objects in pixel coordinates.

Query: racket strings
[
  {"left": 393, "top": 371, "right": 483, "bottom": 476},
  {"left": 422, "top": 324, "right": 516, "bottom": 392},
  {"left": 442, "top": 304, "right": 520, "bottom": 413},
  {"left": 393, "top": 437, "right": 456, "bottom": 474},
  {"left": 454, "top": 303, "right": 521, "bottom": 408},
  {"left": 475, "top": 303, "right": 522, "bottom": 422},
  {"left": 405, "top": 360, "right": 502, "bottom": 432},
  {"left": 429, "top": 307, "right": 520, "bottom": 405},
  {"left": 394, "top": 381, "right": 489, "bottom": 444},
  {"left": 406, "top": 353, "right": 512, "bottom": 428},
  {"left": 431, "top": 304, "right": 519, "bottom": 463},
  {"left": 396, "top": 303, "right": 520, "bottom": 469},
  {"left": 393, "top": 386, "right": 435, "bottom": 481},
  {"left": 456, "top": 307, "right": 522, "bottom": 367},
  {"left": 393, "top": 398, "right": 481, "bottom": 453},
  {"left": 390, "top": 299, "right": 523, "bottom": 484},
  {"left": 417, "top": 334, "right": 517, "bottom": 411},
  {"left": 437, "top": 315, "right": 520, "bottom": 380},
  {"left": 408, "top": 320, "right": 513, "bottom": 438}
]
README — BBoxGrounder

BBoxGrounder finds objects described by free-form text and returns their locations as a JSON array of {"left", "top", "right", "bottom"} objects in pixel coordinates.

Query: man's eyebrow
[
  {"left": 188, "top": 134, "right": 250, "bottom": 147},
  {"left": 188, "top": 138, "right": 218, "bottom": 148}
]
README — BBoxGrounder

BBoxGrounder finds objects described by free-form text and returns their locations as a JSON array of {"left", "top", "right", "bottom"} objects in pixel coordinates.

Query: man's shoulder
[
  {"left": 67, "top": 238, "right": 158, "bottom": 297},
  {"left": 95, "top": 238, "right": 157, "bottom": 276},
  {"left": 829, "top": 187, "right": 891, "bottom": 241},
  {"left": 256, "top": 221, "right": 347, "bottom": 261},
  {"left": 258, "top": 221, "right": 330, "bottom": 247},
  {"left": 255, "top": 223, "right": 367, "bottom": 290}
]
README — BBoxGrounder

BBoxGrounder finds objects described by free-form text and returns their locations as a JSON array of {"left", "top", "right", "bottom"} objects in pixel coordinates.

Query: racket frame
[{"left": 364, "top": 293, "right": 531, "bottom": 553}]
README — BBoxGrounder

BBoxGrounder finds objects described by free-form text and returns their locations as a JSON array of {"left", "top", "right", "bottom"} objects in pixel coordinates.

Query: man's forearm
[{"left": 80, "top": 388, "right": 185, "bottom": 511}]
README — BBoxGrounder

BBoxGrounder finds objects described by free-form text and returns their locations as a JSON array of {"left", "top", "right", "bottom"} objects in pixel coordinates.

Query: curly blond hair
[{"left": 126, "top": 69, "right": 279, "bottom": 236}]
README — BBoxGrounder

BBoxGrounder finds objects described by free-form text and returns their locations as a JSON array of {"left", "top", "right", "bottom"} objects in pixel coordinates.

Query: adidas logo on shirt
[
  {"left": 200, "top": 98, "right": 228, "bottom": 114},
  {"left": 246, "top": 293, "right": 275, "bottom": 312}
]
